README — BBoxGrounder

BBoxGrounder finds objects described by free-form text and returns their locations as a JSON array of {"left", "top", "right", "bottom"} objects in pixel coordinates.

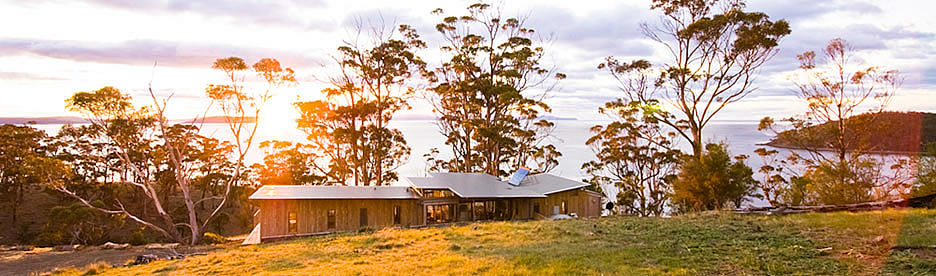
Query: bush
[
  {"left": 34, "top": 231, "right": 64, "bottom": 247},
  {"left": 201, "top": 232, "right": 226, "bottom": 244},
  {"left": 671, "top": 143, "right": 757, "bottom": 213},
  {"left": 128, "top": 228, "right": 148, "bottom": 246},
  {"left": 800, "top": 159, "right": 880, "bottom": 205}
]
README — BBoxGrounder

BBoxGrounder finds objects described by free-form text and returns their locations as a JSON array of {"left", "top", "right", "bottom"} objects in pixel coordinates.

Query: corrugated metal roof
[
  {"left": 405, "top": 172, "right": 546, "bottom": 198},
  {"left": 248, "top": 185, "right": 419, "bottom": 200},
  {"left": 517, "top": 173, "right": 590, "bottom": 195}
]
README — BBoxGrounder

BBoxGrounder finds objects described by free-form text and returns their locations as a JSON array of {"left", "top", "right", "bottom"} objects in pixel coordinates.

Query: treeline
[{"left": 3, "top": 0, "right": 935, "bottom": 246}]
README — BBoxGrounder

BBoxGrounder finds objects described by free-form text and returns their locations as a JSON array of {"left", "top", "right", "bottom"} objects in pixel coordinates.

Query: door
[{"left": 360, "top": 208, "right": 368, "bottom": 228}]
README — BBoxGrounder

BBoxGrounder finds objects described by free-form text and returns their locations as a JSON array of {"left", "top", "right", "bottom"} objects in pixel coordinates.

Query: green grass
[{"left": 55, "top": 209, "right": 936, "bottom": 276}]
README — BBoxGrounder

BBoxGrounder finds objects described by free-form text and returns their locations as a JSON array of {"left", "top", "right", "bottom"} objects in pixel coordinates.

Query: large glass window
[
  {"left": 472, "top": 201, "right": 486, "bottom": 220},
  {"left": 327, "top": 209, "right": 336, "bottom": 230},
  {"left": 426, "top": 204, "right": 454, "bottom": 224},
  {"left": 288, "top": 212, "right": 298, "bottom": 233}
]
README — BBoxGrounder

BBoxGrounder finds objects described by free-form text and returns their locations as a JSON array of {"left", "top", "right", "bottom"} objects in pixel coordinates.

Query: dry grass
[{"left": 48, "top": 209, "right": 936, "bottom": 276}]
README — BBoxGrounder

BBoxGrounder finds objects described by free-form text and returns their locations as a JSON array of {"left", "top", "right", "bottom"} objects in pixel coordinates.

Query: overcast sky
[{"left": 0, "top": 0, "right": 934, "bottom": 124}]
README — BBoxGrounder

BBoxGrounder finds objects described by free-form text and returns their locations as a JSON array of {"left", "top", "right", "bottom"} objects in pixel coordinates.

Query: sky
[{"left": 0, "top": 0, "right": 934, "bottom": 129}]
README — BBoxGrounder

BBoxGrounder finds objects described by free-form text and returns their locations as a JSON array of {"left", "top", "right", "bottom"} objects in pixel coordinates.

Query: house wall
[
  {"left": 532, "top": 189, "right": 602, "bottom": 218},
  {"left": 257, "top": 199, "right": 422, "bottom": 239}
]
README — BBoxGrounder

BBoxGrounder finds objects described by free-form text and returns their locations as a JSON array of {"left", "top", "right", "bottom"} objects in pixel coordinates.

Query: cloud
[
  {"left": 4, "top": 0, "right": 331, "bottom": 30},
  {"left": 0, "top": 38, "right": 324, "bottom": 68},
  {"left": 750, "top": 0, "right": 882, "bottom": 23},
  {"left": 0, "top": 71, "right": 68, "bottom": 81}
]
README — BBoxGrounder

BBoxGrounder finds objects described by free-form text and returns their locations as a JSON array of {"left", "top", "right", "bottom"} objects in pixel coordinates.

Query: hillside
[
  {"left": 766, "top": 112, "right": 936, "bottom": 153},
  {"left": 43, "top": 209, "right": 936, "bottom": 276}
]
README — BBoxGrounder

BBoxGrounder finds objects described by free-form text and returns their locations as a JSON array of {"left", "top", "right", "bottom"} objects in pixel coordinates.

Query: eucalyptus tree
[
  {"left": 295, "top": 22, "right": 425, "bottom": 186},
  {"left": 425, "top": 2, "right": 564, "bottom": 177},
  {"left": 606, "top": 0, "right": 790, "bottom": 158},
  {"left": 204, "top": 56, "right": 295, "bottom": 225},
  {"left": 759, "top": 38, "right": 905, "bottom": 205},
  {"left": 0, "top": 124, "right": 67, "bottom": 226},
  {"left": 583, "top": 100, "right": 681, "bottom": 216},
  {"left": 56, "top": 56, "right": 292, "bottom": 245}
]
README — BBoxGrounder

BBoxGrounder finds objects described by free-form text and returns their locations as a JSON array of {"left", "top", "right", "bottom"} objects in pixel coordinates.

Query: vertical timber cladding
[
  {"left": 258, "top": 199, "right": 421, "bottom": 238},
  {"left": 532, "top": 189, "right": 602, "bottom": 218}
]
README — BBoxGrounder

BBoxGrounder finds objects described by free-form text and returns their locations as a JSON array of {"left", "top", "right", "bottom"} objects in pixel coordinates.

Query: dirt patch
[{"left": 0, "top": 244, "right": 223, "bottom": 276}]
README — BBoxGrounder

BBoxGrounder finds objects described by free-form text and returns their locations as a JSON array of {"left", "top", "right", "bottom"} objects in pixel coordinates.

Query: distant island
[
  {"left": 765, "top": 111, "right": 936, "bottom": 153},
  {"left": 0, "top": 116, "right": 88, "bottom": 125},
  {"left": 538, "top": 115, "right": 578, "bottom": 121}
]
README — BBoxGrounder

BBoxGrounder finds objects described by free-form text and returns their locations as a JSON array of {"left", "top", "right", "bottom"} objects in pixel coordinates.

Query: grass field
[{"left": 51, "top": 209, "right": 936, "bottom": 275}]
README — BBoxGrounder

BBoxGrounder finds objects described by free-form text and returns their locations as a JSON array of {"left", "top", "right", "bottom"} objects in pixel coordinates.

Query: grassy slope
[{"left": 53, "top": 209, "right": 936, "bottom": 276}]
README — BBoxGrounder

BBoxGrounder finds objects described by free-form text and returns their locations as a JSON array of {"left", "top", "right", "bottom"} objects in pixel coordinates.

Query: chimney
[{"left": 507, "top": 167, "right": 530, "bottom": 186}]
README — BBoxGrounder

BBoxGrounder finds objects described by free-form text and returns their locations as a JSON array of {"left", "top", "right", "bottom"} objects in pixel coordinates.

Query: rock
[
  {"left": 102, "top": 242, "right": 130, "bottom": 250},
  {"left": 132, "top": 254, "right": 159, "bottom": 265},
  {"left": 873, "top": 235, "right": 886, "bottom": 244},
  {"left": 16, "top": 245, "right": 34, "bottom": 251},
  {"left": 53, "top": 244, "right": 81, "bottom": 251}
]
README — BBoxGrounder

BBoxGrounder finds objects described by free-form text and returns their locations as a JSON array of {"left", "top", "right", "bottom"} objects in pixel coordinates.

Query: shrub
[
  {"left": 671, "top": 143, "right": 757, "bottom": 213},
  {"left": 128, "top": 228, "right": 148, "bottom": 246},
  {"left": 800, "top": 159, "right": 880, "bottom": 205},
  {"left": 202, "top": 232, "right": 226, "bottom": 244}
]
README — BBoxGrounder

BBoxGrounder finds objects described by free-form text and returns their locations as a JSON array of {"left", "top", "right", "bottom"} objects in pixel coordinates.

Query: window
[
  {"left": 393, "top": 205, "right": 401, "bottom": 225},
  {"left": 426, "top": 204, "right": 454, "bottom": 224},
  {"left": 423, "top": 189, "right": 455, "bottom": 198},
  {"left": 288, "top": 212, "right": 298, "bottom": 233},
  {"left": 327, "top": 209, "right": 336, "bottom": 230},
  {"left": 533, "top": 203, "right": 540, "bottom": 214},
  {"left": 561, "top": 201, "right": 568, "bottom": 214},
  {"left": 360, "top": 208, "right": 368, "bottom": 228},
  {"left": 472, "top": 201, "right": 486, "bottom": 220}
]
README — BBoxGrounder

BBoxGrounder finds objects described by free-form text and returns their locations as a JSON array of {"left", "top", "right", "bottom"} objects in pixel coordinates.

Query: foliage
[
  {"left": 424, "top": 2, "right": 564, "bottom": 177},
  {"left": 250, "top": 140, "right": 322, "bottom": 186},
  {"left": 671, "top": 143, "right": 757, "bottom": 212},
  {"left": 39, "top": 202, "right": 125, "bottom": 245},
  {"left": 913, "top": 143, "right": 936, "bottom": 196},
  {"left": 57, "top": 209, "right": 936, "bottom": 276},
  {"left": 201, "top": 232, "right": 227, "bottom": 245},
  {"left": 583, "top": 99, "right": 681, "bottom": 216},
  {"left": 604, "top": 0, "right": 790, "bottom": 158},
  {"left": 0, "top": 124, "right": 69, "bottom": 226},
  {"left": 295, "top": 23, "right": 424, "bottom": 186}
]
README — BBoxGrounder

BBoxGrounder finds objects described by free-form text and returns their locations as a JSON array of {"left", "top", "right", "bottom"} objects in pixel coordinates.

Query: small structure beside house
[{"left": 246, "top": 171, "right": 602, "bottom": 243}]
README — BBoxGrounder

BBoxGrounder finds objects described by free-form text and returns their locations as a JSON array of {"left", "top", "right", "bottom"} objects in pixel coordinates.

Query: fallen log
[
  {"left": 736, "top": 193, "right": 936, "bottom": 215},
  {"left": 735, "top": 199, "right": 912, "bottom": 215}
]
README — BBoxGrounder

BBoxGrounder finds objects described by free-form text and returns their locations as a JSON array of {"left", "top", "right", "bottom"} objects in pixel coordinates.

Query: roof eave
[{"left": 541, "top": 184, "right": 589, "bottom": 195}]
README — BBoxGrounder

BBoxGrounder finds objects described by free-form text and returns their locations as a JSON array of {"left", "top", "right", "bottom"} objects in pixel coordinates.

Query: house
[{"left": 246, "top": 171, "right": 603, "bottom": 243}]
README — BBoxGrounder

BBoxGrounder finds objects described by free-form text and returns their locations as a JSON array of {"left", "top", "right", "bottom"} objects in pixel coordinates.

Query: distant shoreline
[{"left": 758, "top": 141, "right": 927, "bottom": 155}]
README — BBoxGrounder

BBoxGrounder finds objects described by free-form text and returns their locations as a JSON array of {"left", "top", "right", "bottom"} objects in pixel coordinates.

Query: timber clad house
[{"left": 245, "top": 171, "right": 603, "bottom": 243}]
